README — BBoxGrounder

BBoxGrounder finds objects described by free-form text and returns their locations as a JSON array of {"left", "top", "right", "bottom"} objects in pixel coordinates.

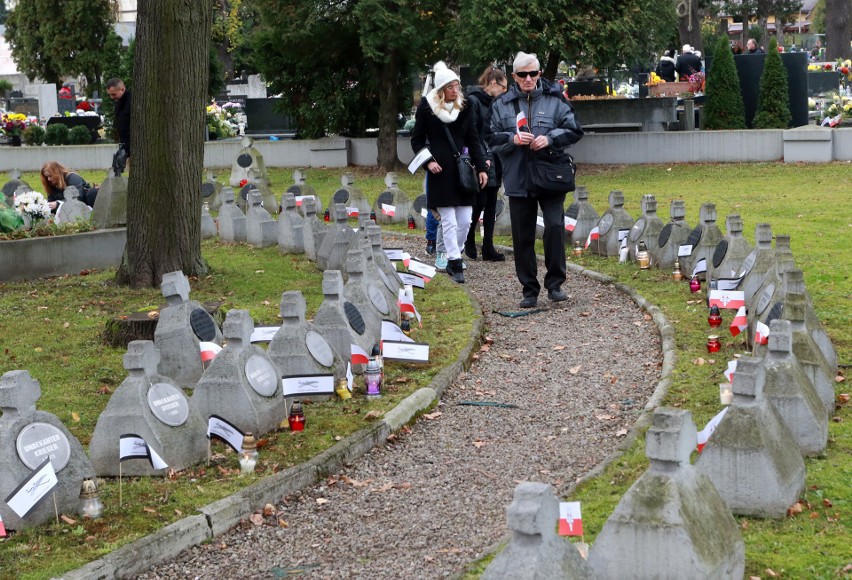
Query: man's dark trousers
[{"left": 509, "top": 193, "right": 567, "bottom": 299}]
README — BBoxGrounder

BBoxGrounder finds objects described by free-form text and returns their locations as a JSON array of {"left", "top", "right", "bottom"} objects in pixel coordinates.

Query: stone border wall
[{"left": 2, "top": 129, "right": 851, "bottom": 173}]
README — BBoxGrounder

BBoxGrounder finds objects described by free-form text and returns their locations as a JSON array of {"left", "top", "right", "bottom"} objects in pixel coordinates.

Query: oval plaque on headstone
[
  {"left": 629, "top": 218, "right": 646, "bottom": 242},
  {"left": 376, "top": 191, "right": 393, "bottom": 208},
  {"left": 236, "top": 153, "right": 253, "bottom": 168},
  {"left": 495, "top": 197, "right": 505, "bottom": 217},
  {"left": 239, "top": 184, "right": 257, "bottom": 201},
  {"left": 368, "top": 285, "right": 390, "bottom": 314},
  {"left": 344, "top": 301, "right": 366, "bottom": 335},
  {"left": 332, "top": 188, "right": 350, "bottom": 204},
  {"left": 201, "top": 182, "right": 215, "bottom": 198},
  {"left": 305, "top": 330, "right": 335, "bottom": 367},
  {"left": 658, "top": 223, "right": 673, "bottom": 248},
  {"left": 565, "top": 204, "right": 580, "bottom": 220},
  {"left": 766, "top": 301, "right": 783, "bottom": 324},
  {"left": 413, "top": 194, "right": 426, "bottom": 214},
  {"left": 244, "top": 355, "right": 279, "bottom": 397},
  {"left": 597, "top": 214, "right": 614, "bottom": 236},
  {"left": 756, "top": 284, "right": 775, "bottom": 315},
  {"left": 739, "top": 251, "right": 757, "bottom": 278},
  {"left": 190, "top": 308, "right": 218, "bottom": 342},
  {"left": 147, "top": 382, "right": 190, "bottom": 427},
  {"left": 685, "top": 225, "right": 703, "bottom": 249},
  {"left": 713, "top": 240, "right": 729, "bottom": 268},
  {"left": 286, "top": 184, "right": 302, "bottom": 195},
  {"left": 16, "top": 422, "right": 71, "bottom": 471}
]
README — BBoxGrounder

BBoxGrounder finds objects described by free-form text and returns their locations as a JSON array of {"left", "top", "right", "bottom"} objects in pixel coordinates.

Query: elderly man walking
[{"left": 489, "top": 52, "right": 583, "bottom": 309}]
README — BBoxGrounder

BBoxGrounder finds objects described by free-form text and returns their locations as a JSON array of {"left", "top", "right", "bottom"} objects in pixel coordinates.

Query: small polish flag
[
  {"left": 692, "top": 258, "right": 707, "bottom": 278},
  {"left": 4, "top": 458, "right": 58, "bottom": 519},
  {"left": 199, "top": 341, "right": 222, "bottom": 369},
  {"left": 516, "top": 111, "right": 528, "bottom": 133},
  {"left": 755, "top": 321, "right": 770, "bottom": 345},
  {"left": 351, "top": 344, "right": 370, "bottom": 365},
  {"left": 119, "top": 434, "right": 168, "bottom": 469},
  {"left": 724, "top": 359, "right": 737, "bottom": 383},
  {"left": 207, "top": 415, "right": 244, "bottom": 453},
  {"left": 381, "top": 203, "right": 396, "bottom": 217},
  {"left": 401, "top": 252, "right": 411, "bottom": 268},
  {"left": 0, "top": 511, "right": 5, "bottom": 536},
  {"left": 564, "top": 216, "right": 577, "bottom": 232},
  {"left": 696, "top": 407, "right": 728, "bottom": 453},
  {"left": 729, "top": 306, "right": 747, "bottom": 337},
  {"left": 398, "top": 294, "right": 422, "bottom": 326},
  {"left": 558, "top": 501, "right": 583, "bottom": 536},
  {"left": 346, "top": 207, "right": 359, "bottom": 217},
  {"left": 585, "top": 227, "right": 599, "bottom": 249},
  {"left": 708, "top": 290, "right": 745, "bottom": 310}
]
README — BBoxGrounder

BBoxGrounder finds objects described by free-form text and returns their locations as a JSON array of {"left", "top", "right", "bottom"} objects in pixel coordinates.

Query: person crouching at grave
[
  {"left": 464, "top": 65, "right": 508, "bottom": 262},
  {"left": 411, "top": 61, "right": 488, "bottom": 284},
  {"left": 40, "top": 161, "right": 99, "bottom": 212}
]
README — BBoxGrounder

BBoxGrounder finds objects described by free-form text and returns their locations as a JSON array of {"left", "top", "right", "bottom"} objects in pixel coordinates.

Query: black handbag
[{"left": 442, "top": 124, "right": 479, "bottom": 195}]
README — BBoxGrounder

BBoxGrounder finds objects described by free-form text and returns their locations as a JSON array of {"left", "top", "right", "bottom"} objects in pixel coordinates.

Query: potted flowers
[
  {"left": 13, "top": 190, "right": 51, "bottom": 230},
  {"left": 2, "top": 112, "right": 31, "bottom": 146}
]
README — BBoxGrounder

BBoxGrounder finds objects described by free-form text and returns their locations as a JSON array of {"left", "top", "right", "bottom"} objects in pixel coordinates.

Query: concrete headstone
[
  {"left": 627, "top": 194, "right": 665, "bottom": 263},
  {"left": 245, "top": 190, "right": 277, "bottom": 247},
  {"left": 343, "top": 247, "right": 385, "bottom": 344},
  {"left": 649, "top": 199, "right": 692, "bottom": 269},
  {"left": 218, "top": 198, "right": 248, "bottom": 243},
  {"left": 301, "top": 197, "right": 325, "bottom": 261},
  {"left": 372, "top": 172, "right": 412, "bottom": 225},
  {"left": 201, "top": 201, "right": 217, "bottom": 239},
  {"left": 312, "top": 271, "right": 375, "bottom": 370},
  {"left": 679, "top": 203, "right": 723, "bottom": 280},
  {"left": 740, "top": 223, "right": 776, "bottom": 303},
  {"left": 317, "top": 204, "right": 356, "bottom": 272},
  {"left": 229, "top": 136, "right": 270, "bottom": 188},
  {"left": 783, "top": 293, "right": 837, "bottom": 415},
  {"left": 708, "top": 214, "right": 752, "bottom": 281},
  {"left": 91, "top": 172, "right": 128, "bottom": 229},
  {"left": 55, "top": 186, "right": 93, "bottom": 225},
  {"left": 201, "top": 173, "right": 223, "bottom": 212},
  {"left": 268, "top": 291, "right": 342, "bottom": 381},
  {"left": 564, "top": 185, "right": 600, "bottom": 247},
  {"left": 277, "top": 192, "right": 305, "bottom": 254},
  {"left": 590, "top": 190, "right": 634, "bottom": 257}
]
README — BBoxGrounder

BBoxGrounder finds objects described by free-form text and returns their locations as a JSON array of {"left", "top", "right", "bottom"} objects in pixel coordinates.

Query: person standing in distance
[
  {"left": 106, "top": 78, "right": 131, "bottom": 173},
  {"left": 489, "top": 52, "right": 583, "bottom": 309}
]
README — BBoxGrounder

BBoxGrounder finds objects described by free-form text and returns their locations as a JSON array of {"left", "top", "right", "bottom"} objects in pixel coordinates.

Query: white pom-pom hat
[{"left": 432, "top": 61, "right": 459, "bottom": 91}]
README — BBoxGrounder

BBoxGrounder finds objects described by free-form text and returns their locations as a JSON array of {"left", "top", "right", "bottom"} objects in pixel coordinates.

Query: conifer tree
[
  {"left": 753, "top": 38, "right": 792, "bottom": 129},
  {"left": 704, "top": 36, "right": 746, "bottom": 130}
]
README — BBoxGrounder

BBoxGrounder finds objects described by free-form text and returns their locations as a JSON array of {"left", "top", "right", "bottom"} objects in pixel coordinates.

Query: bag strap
[{"left": 441, "top": 123, "right": 461, "bottom": 158}]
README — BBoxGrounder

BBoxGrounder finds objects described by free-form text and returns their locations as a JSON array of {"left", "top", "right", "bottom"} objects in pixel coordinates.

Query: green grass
[{"left": 4, "top": 162, "right": 851, "bottom": 578}]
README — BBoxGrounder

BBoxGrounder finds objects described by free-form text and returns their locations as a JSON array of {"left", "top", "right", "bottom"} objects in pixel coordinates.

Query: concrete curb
[{"left": 58, "top": 261, "right": 486, "bottom": 580}]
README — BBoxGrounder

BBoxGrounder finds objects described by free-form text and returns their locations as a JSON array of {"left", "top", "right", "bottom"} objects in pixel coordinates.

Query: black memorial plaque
[
  {"left": 413, "top": 194, "right": 426, "bottom": 213},
  {"left": 16, "top": 422, "right": 71, "bottom": 471},
  {"left": 713, "top": 240, "right": 729, "bottom": 268},
  {"left": 305, "top": 331, "right": 335, "bottom": 367},
  {"left": 344, "top": 301, "right": 366, "bottom": 335},
  {"left": 629, "top": 218, "right": 646, "bottom": 242},
  {"left": 739, "top": 251, "right": 757, "bottom": 277},
  {"left": 190, "top": 308, "right": 218, "bottom": 342},
  {"left": 201, "top": 182, "right": 215, "bottom": 198},
  {"left": 376, "top": 191, "right": 394, "bottom": 208},
  {"left": 368, "top": 285, "right": 390, "bottom": 314},
  {"left": 236, "top": 153, "right": 253, "bottom": 168},
  {"left": 756, "top": 284, "right": 775, "bottom": 315},
  {"left": 766, "top": 301, "right": 783, "bottom": 324},
  {"left": 332, "top": 189, "right": 350, "bottom": 204},
  {"left": 658, "top": 223, "right": 673, "bottom": 247},
  {"left": 286, "top": 185, "right": 302, "bottom": 195},
  {"left": 2, "top": 181, "right": 24, "bottom": 197},
  {"left": 147, "top": 382, "right": 190, "bottom": 426},
  {"left": 685, "top": 225, "right": 702, "bottom": 249},
  {"left": 240, "top": 183, "right": 257, "bottom": 200},
  {"left": 565, "top": 204, "right": 580, "bottom": 220},
  {"left": 245, "top": 355, "right": 279, "bottom": 397},
  {"left": 598, "top": 214, "right": 614, "bottom": 235}
]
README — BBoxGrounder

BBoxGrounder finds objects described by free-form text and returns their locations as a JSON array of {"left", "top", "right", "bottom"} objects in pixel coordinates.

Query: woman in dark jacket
[
  {"left": 40, "top": 161, "right": 98, "bottom": 212},
  {"left": 655, "top": 49, "right": 677, "bottom": 82},
  {"left": 411, "top": 61, "right": 487, "bottom": 283},
  {"left": 464, "top": 66, "right": 508, "bottom": 262}
]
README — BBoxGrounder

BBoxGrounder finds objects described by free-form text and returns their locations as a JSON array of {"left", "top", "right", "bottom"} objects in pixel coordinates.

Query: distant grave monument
[
  {"left": 627, "top": 194, "right": 665, "bottom": 263},
  {"left": 344, "top": 247, "right": 387, "bottom": 343},
  {"left": 55, "top": 186, "right": 92, "bottom": 225},
  {"left": 312, "top": 271, "right": 375, "bottom": 371},
  {"left": 739, "top": 223, "right": 776, "bottom": 303},
  {"left": 230, "top": 136, "right": 270, "bottom": 188},
  {"left": 332, "top": 173, "right": 371, "bottom": 217},
  {"left": 651, "top": 199, "right": 692, "bottom": 270},
  {"left": 200, "top": 201, "right": 217, "bottom": 239},
  {"left": 277, "top": 192, "right": 305, "bottom": 254},
  {"left": 201, "top": 172, "right": 223, "bottom": 212},
  {"left": 316, "top": 204, "right": 356, "bottom": 272},
  {"left": 589, "top": 190, "right": 634, "bottom": 257},
  {"left": 218, "top": 198, "right": 248, "bottom": 243},
  {"left": 708, "top": 215, "right": 752, "bottom": 281},
  {"left": 89, "top": 341, "right": 207, "bottom": 476},
  {"left": 287, "top": 169, "right": 323, "bottom": 217},
  {"left": 91, "top": 170, "right": 128, "bottom": 229},
  {"left": 373, "top": 172, "right": 411, "bottom": 225},
  {"left": 679, "top": 203, "right": 723, "bottom": 280},
  {"left": 0, "top": 370, "right": 97, "bottom": 529},
  {"left": 301, "top": 197, "right": 325, "bottom": 261},
  {"left": 268, "top": 291, "right": 341, "bottom": 381},
  {"left": 245, "top": 190, "right": 277, "bottom": 247},
  {"left": 564, "top": 185, "right": 600, "bottom": 248}
]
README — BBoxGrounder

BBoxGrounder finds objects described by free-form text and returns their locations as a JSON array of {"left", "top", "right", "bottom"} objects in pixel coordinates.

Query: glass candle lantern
[
  {"left": 706, "top": 334, "right": 721, "bottom": 353},
  {"left": 672, "top": 259, "right": 683, "bottom": 281},
  {"left": 708, "top": 305, "right": 723, "bottom": 328},
  {"left": 288, "top": 402, "right": 305, "bottom": 431},
  {"left": 369, "top": 210, "right": 376, "bottom": 222},
  {"left": 336, "top": 377, "right": 352, "bottom": 400},
  {"left": 572, "top": 240, "right": 583, "bottom": 257},
  {"left": 636, "top": 241, "right": 650, "bottom": 269},
  {"left": 365, "top": 359, "right": 382, "bottom": 398},
  {"left": 400, "top": 318, "right": 411, "bottom": 336},
  {"left": 78, "top": 478, "right": 104, "bottom": 519},
  {"left": 323, "top": 209, "right": 330, "bottom": 222},
  {"left": 689, "top": 275, "right": 701, "bottom": 293},
  {"left": 719, "top": 383, "right": 733, "bottom": 405},
  {"left": 407, "top": 215, "right": 416, "bottom": 229},
  {"left": 239, "top": 432, "right": 258, "bottom": 473}
]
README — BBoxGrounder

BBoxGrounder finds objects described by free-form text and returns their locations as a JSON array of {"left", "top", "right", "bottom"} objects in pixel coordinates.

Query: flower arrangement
[
  {"left": 206, "top": 101, "right": 243, "bottom": 139},
  {"left": 687, "top": 72, "right": 705, "bottom": 93},
  {"left": 646, "top": 72, "right": 665, "bottom": 86},
  {"left": 2, "top": 113, "right": 30, "bottom": 137},
  {"left": 838, "top": 59, "right": 851, "bottom": 81},
  {"left": 14, "top": 191, "right": 51, "bottom": 222}
]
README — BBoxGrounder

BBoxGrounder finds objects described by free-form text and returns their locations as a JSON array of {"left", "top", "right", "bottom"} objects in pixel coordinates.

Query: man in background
[{"left": 106, "top": 78, "right": 131, "bottom": 174}]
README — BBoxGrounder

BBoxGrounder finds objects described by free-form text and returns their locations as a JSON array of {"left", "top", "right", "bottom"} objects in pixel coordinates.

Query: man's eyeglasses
[{"left": 515, "top": 70, "right": 540, "bottom": 79}]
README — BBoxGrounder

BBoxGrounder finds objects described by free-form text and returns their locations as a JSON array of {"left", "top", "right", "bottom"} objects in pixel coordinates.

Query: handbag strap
[{"left": 441, "top": 123, "right": 462, "bottom": 158}]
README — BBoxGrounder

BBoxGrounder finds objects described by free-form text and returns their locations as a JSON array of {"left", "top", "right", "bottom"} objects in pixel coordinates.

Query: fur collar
[
  {"left": 659, "top": 56, "right": 676, "bottom": 64},
  {"left": 426, "top": 88, "right": 463, "bottom": 123}
]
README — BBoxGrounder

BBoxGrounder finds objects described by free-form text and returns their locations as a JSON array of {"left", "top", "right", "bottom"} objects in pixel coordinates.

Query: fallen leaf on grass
[
  {"left": 364, "top": 410, "right": 383, "bottom": 420},
  {"left": 423, "top": 411, "right": 442, "bottom": 420},
  {"left": 765, "top": 569, "right": 778, "bottom": 577},
  {"left": 823, "top": 498, "right": 833, "bottom": 508},
  {"left": 693, "top": 358, "right": 706, "bottom": 366},
  {"left": 175, "top": 509, "right": 183, "bottom": 517},
  {"left": 71, "top": 411, "right": 80, "bottom": 422},
  {"left": 837, "top": 393, "right": 849, "bottom": 404},
  {"left": 98, "top": 385, "right": 112, "bottom": 395},
  {"left": 787, "top": 501, "right": 804, "bottom": 517},
  {"left": 143, "top": 507, "right": 157, "bottom": 514},
  {"left": 63, "top": 322, "right": 70, "bottom": 328},
  {"left": 835, "top": 374, "right": 846, "bottom": 383},
  {"left": 60, "top": 514, "right": 77, "bottom": 525}
]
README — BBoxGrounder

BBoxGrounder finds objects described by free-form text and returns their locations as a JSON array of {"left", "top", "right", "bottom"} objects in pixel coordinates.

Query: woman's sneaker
[{"left": 435, "top": 252, "right": 448, "bottom": 269}]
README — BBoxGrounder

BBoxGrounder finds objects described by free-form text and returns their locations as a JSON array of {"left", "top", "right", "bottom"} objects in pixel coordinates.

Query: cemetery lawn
[
  {"left": 0, "top": 241, "right": 478, "bottom": 580},
  {"left": 5, "top": 162, "right": 851, "bottom": 578}
]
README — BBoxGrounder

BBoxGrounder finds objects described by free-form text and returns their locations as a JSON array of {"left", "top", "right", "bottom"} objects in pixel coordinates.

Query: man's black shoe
[
  {"left": 426, "top": 239, "right": 436, "bottom": 255},
  {"left": 548, "top": 289, "right": 568, "bottom": 302},
  {"left": 519, "top": 296, "right": 538, "bottom": 308}
]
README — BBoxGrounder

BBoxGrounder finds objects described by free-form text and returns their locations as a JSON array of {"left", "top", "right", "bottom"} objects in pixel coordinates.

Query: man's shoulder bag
[{"left": 512, "top": 100, "right": 576, "bottom": 195}]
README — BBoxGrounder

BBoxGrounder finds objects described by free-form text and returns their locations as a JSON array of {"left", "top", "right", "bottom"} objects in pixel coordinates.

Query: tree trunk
[
  {"left": 543, "top": 52, "right": 560, "bottom": 81},
  {"left": 677, "top": 0, "right": 703, "bottom": 53},
  {"left": 826, "top": 0, "right": 852, "bottom": 60},
  {"left": 115, "top": 0, "right": 210, "bottom": 289},
  {"left": 376, "top": 50, "right": 401, "bottom": 171}
]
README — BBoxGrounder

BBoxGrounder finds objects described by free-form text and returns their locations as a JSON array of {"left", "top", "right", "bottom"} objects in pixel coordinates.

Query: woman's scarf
[{"left": 426, "top": 88, "right": 463, "bottom": 124}]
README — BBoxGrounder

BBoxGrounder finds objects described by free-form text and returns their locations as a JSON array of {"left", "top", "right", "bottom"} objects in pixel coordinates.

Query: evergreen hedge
[
  {"left": 703, "top": 36, "right": 746, "bottom": 130},
  {"left": 753, "top": 38, "right": 792, "bottom": 129}
]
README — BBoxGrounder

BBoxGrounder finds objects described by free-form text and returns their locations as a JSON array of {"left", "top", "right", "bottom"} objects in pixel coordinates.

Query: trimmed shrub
[
  {"left": 704, "top": 36, "right": 746, "bottom": 129},
  {"left": 753, "top": 38, "right": 792, "bottom": 129},
  {"left": 68, "top": 125, "right": 92, "bottom": 145},
  {"left": 22, "top": 125, "right": 46, "bottom": 146},
  {"left": 45, "top": 123, "right": 70, "bottom": 146}
]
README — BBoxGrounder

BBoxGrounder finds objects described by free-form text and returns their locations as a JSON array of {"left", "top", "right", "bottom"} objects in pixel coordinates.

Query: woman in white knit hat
[{"left": 411, "top": 61, "right": 488, "bottom": 283}]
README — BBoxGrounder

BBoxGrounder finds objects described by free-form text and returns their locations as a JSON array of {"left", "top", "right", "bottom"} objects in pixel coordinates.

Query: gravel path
[{"left": 139, "top": 234, "right": 662, "bottom": 579}]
